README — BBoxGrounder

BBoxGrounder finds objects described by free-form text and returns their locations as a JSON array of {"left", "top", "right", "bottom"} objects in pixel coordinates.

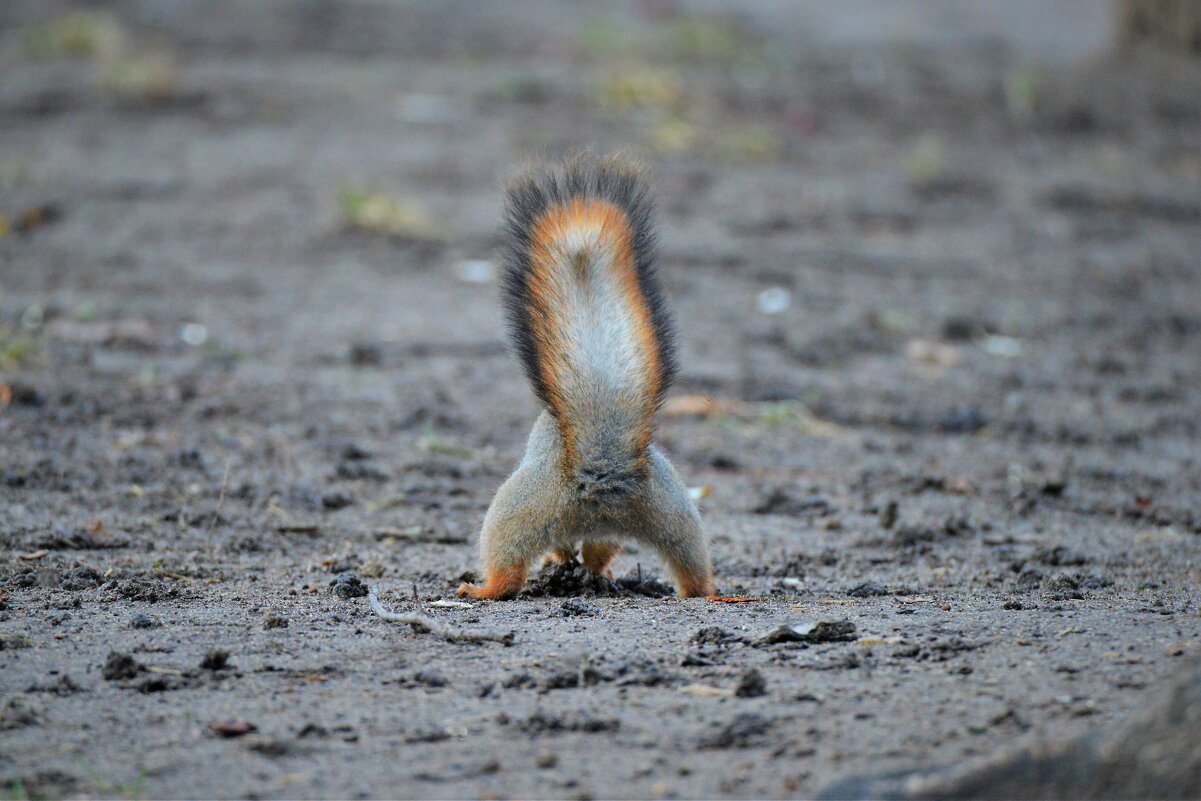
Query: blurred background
[
  {"left": 2, "top": 0, "right": 1199, "bottom": 480},
  {"left": 1, "top": 1, "right": 1197, "bottom": 380}
]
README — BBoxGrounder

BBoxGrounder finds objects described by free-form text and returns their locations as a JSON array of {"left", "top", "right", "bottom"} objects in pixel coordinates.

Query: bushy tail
[{"left": 501, "top": 155, "right": 677, "bottom": 492}]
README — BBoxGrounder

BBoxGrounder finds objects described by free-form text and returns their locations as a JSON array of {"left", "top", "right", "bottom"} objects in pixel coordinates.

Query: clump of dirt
[
  {"left": 261, "top": 611, "right": 288, "bottom": 629},
  {"left": 34, "top": 527, "right": 128, "bottom": 551},
  {"left": 328, "top": 572, "right": 368, "bottom": 599},
  {"left": 59, "top": 566, "right": 103, "bottom": 590},
  {"left": 845, "top": 580, "right": 915, "bottom": 597},
  {"left": 101, "top": 652, "right": 143, "bottom": 681},
  {"left": 199, "top": 649, "right": 231, "bottom": 670},
  {"left": 521, "top": 559, "right": 674, "bottom": 598},
  {"left": 512, "top": 712, "right": 621, "bottom": 735},
  {"left": 690, "top": 626, "right": 744, "bottom": 646},
  {"left": 107, "top": 578, "right": 179, "bottom": 603},
  {"left": 754, "top": 620, "right": 857, "bottom": 646},
  {"left": 698, "top": 713, "right": 775, "bottom": 749},
  {"left": 734, "top": 668, "right": 768, "bottom": 697},
  {"left": 0, "top": 697, "right": 43, "bottom": 731}
]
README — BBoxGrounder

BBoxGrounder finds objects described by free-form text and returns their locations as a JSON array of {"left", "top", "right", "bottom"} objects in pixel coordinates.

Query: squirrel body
[{"left": 457, "top": 156, "right": 715, "bottom": 600}]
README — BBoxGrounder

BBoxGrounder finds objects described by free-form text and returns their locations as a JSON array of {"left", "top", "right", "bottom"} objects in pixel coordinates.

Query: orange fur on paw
[
  {"left": 541, "top": 547, "right": 576, "bottom": 566},
  {"left": 455, "top": 565, "right": 527, "bottom": 600},
  {"left": 581, "top": 541, "right": 622, "bottom": 577}
]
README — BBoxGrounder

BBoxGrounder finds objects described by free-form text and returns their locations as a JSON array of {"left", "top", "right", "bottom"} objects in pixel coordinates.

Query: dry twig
[{"left": 367, "top": 586, "right": 513, "bottom": 646}]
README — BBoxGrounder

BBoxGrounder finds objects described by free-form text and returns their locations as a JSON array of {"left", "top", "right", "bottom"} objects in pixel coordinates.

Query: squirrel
[{"left": 456, "top": 155, "right": 716, "bottom": 600}]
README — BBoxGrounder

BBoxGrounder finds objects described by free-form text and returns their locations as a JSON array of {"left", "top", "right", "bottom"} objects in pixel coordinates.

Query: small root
[{"left": 367, "top": 586, "right": 514, "bottom": 646}]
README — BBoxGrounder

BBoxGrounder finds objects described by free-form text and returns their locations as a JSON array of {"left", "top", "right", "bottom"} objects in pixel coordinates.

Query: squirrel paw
[
  {"left": 541, "top": 547, "right": 576, "bottom": 566},
  {"left": 456, "top": 582, "right": 519, "bottom": 600},
  {"left": 675, "top": 575, "right": 717, "bottom": 599},
  {"left": 455, "top": 565, "right": 527, "bottom": 600},
  {"left": 582, "top": 541, "right": 622, "bottom": 577}
]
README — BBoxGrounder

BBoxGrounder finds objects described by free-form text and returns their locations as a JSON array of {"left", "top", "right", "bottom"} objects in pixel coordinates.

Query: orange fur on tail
[{"left": 502, "top": 156, "right": 677, "bottom": 488}]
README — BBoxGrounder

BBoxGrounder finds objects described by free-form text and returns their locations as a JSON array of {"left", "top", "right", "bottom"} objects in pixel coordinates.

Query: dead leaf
[
  {"left": 706, "top": 595, "right": 756, "bottom": 603},
  {"left": 18, "top": 550, "right": 49, "bottom": 560},
  {"left": 663, "top": 394, "right": 723, "bottom": 417}
]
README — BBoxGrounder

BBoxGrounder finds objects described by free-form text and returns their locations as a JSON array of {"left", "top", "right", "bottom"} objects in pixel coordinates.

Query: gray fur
[{"left": 473, "top": 410, "right": 714, "bottom": 597}]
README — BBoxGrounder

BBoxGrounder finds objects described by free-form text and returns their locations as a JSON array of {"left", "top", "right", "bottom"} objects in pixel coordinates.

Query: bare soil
[{"left": 1, "top": 2, "right": 1200, "bottom": 799}]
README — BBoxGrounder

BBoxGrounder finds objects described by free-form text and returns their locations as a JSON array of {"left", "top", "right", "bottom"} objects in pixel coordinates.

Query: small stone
[
  {"left": 244, "top": 736, "right": 292, "bottom": 757},
  {"left": 536, "top": 752, "right": 558, "bottom": 769},
  {"left": 348, "top": 342, "right": 382, "bottom": 366},
  {"left": 209, "top": 719, "right": 257, "bottom": 738},
  {"left": 754, "top": 620, "right": 856, "bottom": 646},
  {"left": 321, "top": 491, "right": 354, "bottom": 510},
  {"left": 405, "top": 726, "right": 451, "bottom": 743},
  {"left": 340, "top": 443, "right": 372, "bottom": 461},
  {"left": 138, "top": 676, "right": 174, "bottom": 693},
  {"left": 414, "top": 669, "right": 448, "bottom": 688},
  {"left": 130, "top": 614, "right": 159, "bottom": 629},
  {"left": 880, "top": 500, "right": 899, "bottom": 530},
  {"left": 846, "top": 581, "right": 889, "bottom": 598}
]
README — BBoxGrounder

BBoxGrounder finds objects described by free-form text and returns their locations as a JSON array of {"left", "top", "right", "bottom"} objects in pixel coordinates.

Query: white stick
[{"left": 367, "top": 586, "right": 513, "bottom": 645}]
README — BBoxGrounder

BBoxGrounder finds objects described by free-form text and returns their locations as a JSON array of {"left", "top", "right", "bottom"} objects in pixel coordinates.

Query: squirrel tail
[{"left": 501, "top": 154, "right": 677, "bottom": 498}]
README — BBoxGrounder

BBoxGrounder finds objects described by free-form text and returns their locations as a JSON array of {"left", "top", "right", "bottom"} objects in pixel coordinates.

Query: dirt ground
[{"left": 2, "top": 2, "right": 1200, "bottom": 799}]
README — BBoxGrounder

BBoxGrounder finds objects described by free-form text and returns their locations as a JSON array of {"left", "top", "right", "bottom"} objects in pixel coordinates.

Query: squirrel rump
[{"left": 457, "top": 155, "right": 715, "bottom": 600}]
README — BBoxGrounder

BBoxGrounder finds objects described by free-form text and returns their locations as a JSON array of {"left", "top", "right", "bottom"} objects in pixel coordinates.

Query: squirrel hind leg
[
  {"left": 669, "top": 560, "right": 716, "bottom": 598},
  {"left": 460, "top": 442, "right": 563, "bottom": 601},
  {"left": 634, "top": 446, "right": 716, "bottom": 598},
  {"left": 660, "top": 538, "right": 715, "bottom": 598},
  {"left": 581, "top": 541, "right": 622, "bottom": 577}
]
